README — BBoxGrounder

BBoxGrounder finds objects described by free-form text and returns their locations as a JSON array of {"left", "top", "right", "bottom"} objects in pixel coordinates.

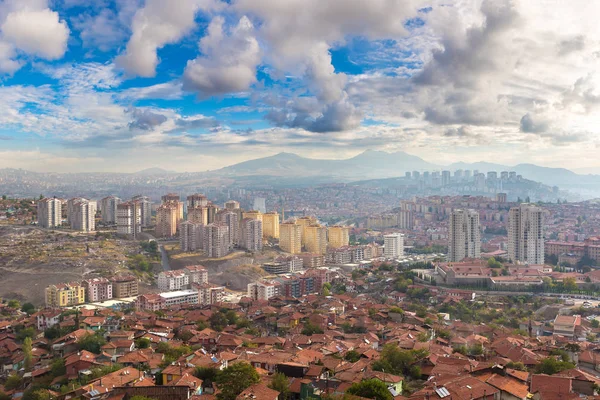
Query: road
[{"left": 159, "top": 244, "right": 170, "bottom": 272}]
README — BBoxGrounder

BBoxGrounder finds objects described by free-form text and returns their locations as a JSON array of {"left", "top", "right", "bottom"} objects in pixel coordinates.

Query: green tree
[
  {"left": 301, "top": 322, "right": 324, "bottom": 336},
  {"left": 209, "top": 312, "right": 229, "bottom": 331},
  {"left": 592, "top": 319, "right": 600, "bottom": 328},
  {"left": 562, "top": 277, "right": 578, "bottom": 292},
  {"left": 23, "top": 389, "right": 53, "bottom": 400},
  {"left": 78, "top": 333, "right": 107, "bottom": 354},
  {"left": 51, "top": 358, "right": 66, "bottom": 377},
  {"left": 0, "top": 392, "right": 11, "bottom": 400},
  {"left": 506, "top": 361, "right": 527, "bottom": 371},
  {"left": 4, "top": 374, "right": 22, "bottom": 390},
  {"left": 21, "top": 303, "right": 35, "bottom": 314},
  {"left": 7, "top": 299, "right": 20, "bottom": 309},
  {"left": 194, "top": 366, "right": 220, "bottom": 381},
  {"left": 135, "top": 337, "right": 151, "bottom": 349},
  {"left": 487, "top": 257, "right": 502, "bottom": 269},
  {"left": 216, "top": 362, "right": 260, "bottom": 400},
  {"left": 344, "top": 350, "right": 361, "bottom": 363},
  {"left": 372, "top": 344, "right": 428, "bottom": 379},
  {"left": 347, "top": 379, "right": 393, "bottom": 400},
  {"left": 535, "top": 357, "right": 575, "bottom": 375},
  {"left": 269, "top": 372, "right": 290, "bottom": 400},
  {"left": 23, "top": 336, "right": 33, "bottom": 371},
  {"left": 322, "top": 284, "right": 331, "bottom": 296}
]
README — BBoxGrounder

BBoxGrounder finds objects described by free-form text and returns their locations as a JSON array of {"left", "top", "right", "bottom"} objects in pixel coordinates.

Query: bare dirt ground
[
  {"left": 167, "top": 246, "right": 282, "bottom": 291},
  {"left": 0, "top": 225, "right": 140, "bottom": 305}
]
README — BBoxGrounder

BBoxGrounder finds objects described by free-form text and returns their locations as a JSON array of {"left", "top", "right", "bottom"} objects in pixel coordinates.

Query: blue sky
[{"left": 1, "top": 0, "right": 600, "bottom": 173}]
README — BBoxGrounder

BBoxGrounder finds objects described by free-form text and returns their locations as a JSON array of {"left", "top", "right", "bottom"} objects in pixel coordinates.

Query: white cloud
[
  {"left": 2, "top": 8, "right": 69, "bottom": 59},
  {"left": 183, "top": 15, "right": 260, "bottom": 97},
  {"left": 116, "top": 0, "right": 222, "bottom": 77}
]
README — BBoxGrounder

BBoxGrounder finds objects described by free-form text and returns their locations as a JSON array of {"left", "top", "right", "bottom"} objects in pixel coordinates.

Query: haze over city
[{"left": 0, "top": 0, "right": 599, "bottom": 173}]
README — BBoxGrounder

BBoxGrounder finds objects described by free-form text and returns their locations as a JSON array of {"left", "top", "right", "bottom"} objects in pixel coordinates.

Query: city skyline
[{"left": 1, "top": 1, "right": 600, "bottom": 173}]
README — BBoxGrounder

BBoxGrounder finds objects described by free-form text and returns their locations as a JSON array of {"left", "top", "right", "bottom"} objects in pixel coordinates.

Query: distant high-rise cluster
[
  {"left": 448, "top": 209, "right": 481, "bottom": 262},
  {"left": 508, "top": 203, "right": 545, "bottom": 264}
]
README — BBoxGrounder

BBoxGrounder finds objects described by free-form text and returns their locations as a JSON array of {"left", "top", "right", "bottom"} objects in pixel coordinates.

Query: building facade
[
  {"left": 304, "top": 224, "right": 327, "bottom": 255},
  {"left": 327, "top": 226, "right": 349, "bottom": 249},
  {"left": 117, "top": 201, "right": 141, "bottom": 236},
  {"left": 70, "top": 198, "right": 96, "bottom": 232},
  {"left": 37, "top": 197, "right": 62, "bottom": 228},
  {"left": 279, "top": 222, "right": 302, "bottom": 254},
  {"left": 156, "top": 202, "right": 179, "bottom": 238},
  {"left": 180, "top": 221, "right": 202, "bottom": 252},
  {"left": 46, "top": 282, "right": 86, "bottom": 307},
  {"left": 448, "top": 209, "right": 481, "bottom": 262},
  {"left": 202, "top": 223, "right": 230, "bottom": 258},
  {"left": 508, "top": 204, "right": 545, "bottom": 264},
  {"left": 262, "top": 212, "right": 280, "bottom": 239},
  {"left": 384, "top": 233, "right": 404, "bottom": 259},
  {"left": 82, "top": 278, "right": 113, "bottom": 302},
  {"left": 100, "top": 196, "right": 121, "bottom": 224},
  {"left": 111, "top": 276, "right": 139, "bottom": 298},
  {"left": 131, "top": 195, "right": 152, "bottom": 227},
  {"left": 240, "top": 218, "right": 263, "bottom": 251}
]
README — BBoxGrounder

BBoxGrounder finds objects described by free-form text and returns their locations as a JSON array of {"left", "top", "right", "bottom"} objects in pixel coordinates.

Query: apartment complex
[
  {"left": 131, "top": 195, "right": 152, "bottom": 227},
  {"left": 100, "top": 196, "right": 121, "bottom": 224},
  {"left": 242, "top": 210, "right": 263, "bottom": 223},
  {"left": 117, "top": 201, "right": 141, "bottom": 236},
  {"left": 158, "top": 270, "right": 190, "bottom": 291},
  {"left": 187, "top": 193, "right": 209, "bottom": 208},
  {"left": 180, "top": 221, "right": 202, "bottom": 252},
  {"left": 327, "top": 225, "right": 349, "bottom": 249},
  {"left": 296, "top": 216, "right": 317, "bottom": 245},
  {"left": 217, "top": 211, "right": 239, "bottom": 247},
  {"left": 184, "top": 265, "right": 209, "bottom": 285},
  {"left": 240, "top": 218, "right": 263, "bottom": 251},
  {"left": 196, "top": 283, "right": 225, "bottom": 306},
  {"left": 224, "top": 200, "right": 240, "bottom": 210},
  {"left": 111, "top": 275, "right": 139, "bottom": 298},
  {"left": 82, "top": 278, "right": 113, "bottom": 302},
  {"left": 156, "top": 202, "right": 179, "bottom": 238},
  {"left": 69, "top": 198, "right": 96, "bottom": 232},
  {"left": 280, "top": 221, "right": 302, "bottom": 254},
  {"left": 384, "top": 233, "right": 404, "bottom": 259},
  {"left": 46, "top": 282, "right": 86, "bottom": 307},
  {"left": 448, "top": 209, "right": 481, "bottom": 262},
  {"left": 304, "top": 224, "right": 327, "bottom": 255},
  {"left": 161, "top": 193, "right": 184, "bottom": 220},
  {"left": 188, "top": 206, "right": 208, "bottom": 225},
  {"left": 262, "top": 212, "right": 280, "bottom": 239},
  {"left": 37, "top": 197, "right": 62, "bottom": 228},
  {"left": 508, "top": 204, "right": 545, "bottom": 264}
]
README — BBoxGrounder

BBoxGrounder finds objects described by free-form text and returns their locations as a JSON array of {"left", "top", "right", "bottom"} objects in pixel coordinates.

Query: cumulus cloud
[
  {"left": 520, "top": 113, "right": 549, "bottom": 133},
  {"left": 116, "top": 0, "right": 221, "bottom": 77},
  {"left": 0, "top": 0, "right": 70, "bottom": 73},
  {"left": 183, "top": 15, "right": 260, "bottom": 97}
]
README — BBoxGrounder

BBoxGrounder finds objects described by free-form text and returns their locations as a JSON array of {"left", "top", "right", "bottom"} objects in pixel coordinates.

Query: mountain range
[{"left": 213, "top": 150, "right": 584, "bottom": 186}]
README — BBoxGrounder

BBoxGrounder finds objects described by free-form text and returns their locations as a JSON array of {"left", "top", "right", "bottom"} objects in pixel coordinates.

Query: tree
[
  {"left": 562, "top": 277, "right": 578, "bottom": 292},
  {"left": 592, "top": 319, "right": 600, "bottom": 329},
  {"left": 51, "top": 358, "right": 66, "bottom": 377},
  {"left": 269, "top": 372, "right": 290, "bottom": 400},
  {"left": 194, "top": 366, "right": 220, "bottom": 381},
  {"left": 24, "top": 389, "right": 53, "bottom": 400},
  {"left": 372, "top": 344, "right": 428, "bottom": 379},
  {"left": 209, "top": 312, "right": 229, "bottom": 332},
  {"left": 322, "top": 284, "right": 331, "bottom": 296},
  {"left": 216, "top": 362, "right": 260, "bottom": 400},
  {"left": 344, "top": 350, "right": 361, "bottom": 363},
  {"left": 505, "top": 361, "right": 527, "bottom": 371},
  {"left": 7, "top": 299, "right": 20, "bottom": 309},
  {"left": 0, "top": 392, "right": 10, "bottom": 400},
  {"left": 487, "top": 257, "right": 502, "bottom": 269},
  {"left": 21, "top": 303, "right": 35, "bottom": 314},
  {"left": 135, "top": 337, "right": 151, "bottom": 349},
  {"left": 23, "top": 337, "right": 33, "bottom": 371},
  {"left": 4, "top": 374, "right": 22, "bottom": 390},
  {"left": 301, "top": 322, "right": 324, "bottom": 336},
  {"left": 535, "top": 357, "right": 575, "bottom": 375},
  {"left": 347, "top": 379, "right": 393, "bottom": 400},
  {"left": 78, "top": 333, "right": 107, "bottom": 354}
]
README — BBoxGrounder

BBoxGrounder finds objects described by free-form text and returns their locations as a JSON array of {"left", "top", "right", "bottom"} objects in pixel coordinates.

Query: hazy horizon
[{"left": 1, "top": 1, "right": 600, "bottom": 174}]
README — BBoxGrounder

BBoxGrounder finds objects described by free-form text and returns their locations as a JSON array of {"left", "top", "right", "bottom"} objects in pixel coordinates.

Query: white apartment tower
[
  {"left": 448, "top": 209, "right": 481, "bottom": 262},
  {"left": 131, "top": 195, "right": 152, "bottom": 227},
  {"left": 100, "top": 195, "right": 121, "bottom": 224},
  {"left": 202, "top": 223, "right": 230, "bottom": 258},
  {"left": 180, "top": 221, "right": 202, "bottom": 252},
  {"left": 217, "top": 211, "right": 239, "bottom": 248},
  {"left": 37, "top": 197, "right": 62, "bottom": 228},
  {"left": 70, "top": 198, "right": 96, "bottom": 232},
  {"left": 508, "top": 204, "right": 545, "bottom": 264},
  {"left": 240, "top": 218, "right": 263, "bottom": 251},
  {"left": 384, "top": 233, "right": 404, "bottom": 259},
  {"left": 117, "top": 201, "right": 141, "bottom": 236}
]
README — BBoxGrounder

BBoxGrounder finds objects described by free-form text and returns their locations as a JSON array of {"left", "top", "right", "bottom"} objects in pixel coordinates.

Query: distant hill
[{"left": 134, "top": 167, "right": 176, "bottom": 175}]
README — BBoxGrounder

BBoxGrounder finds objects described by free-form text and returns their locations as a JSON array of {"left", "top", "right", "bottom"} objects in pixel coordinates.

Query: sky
[{"left": 1, "top": 0, "right": 600, "bottom": 173}]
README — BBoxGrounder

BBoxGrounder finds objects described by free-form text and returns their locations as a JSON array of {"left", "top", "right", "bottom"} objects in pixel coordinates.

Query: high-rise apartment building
[
  {"left": 180, "top": 221, "right": 202, "bottom": 252},
  {"left": 240, "top": 218, "right": 263, "bottom": 251},
  {"left": 45, "top": 282, "right": 86, "bottom": 307},
  {"left": 156, "top": 202, "right": 179, "bottom": 238},
  {"left": 131, "top": 195, "right": 152, "bottom": 227},
  {"left": 100, "top": 195, "right": 121, "bottom": 224},
  {"left": 305, "top": 224, "right": 327, "bottom": 255},
  {"left": 216, "top": 211, "right": 239, "bottom": 248},
  {"left": 202, "top": 223, "right": 230, "bottom": 258},
  {"left": 70, "top": 198, "right": 96, "bottom": 232},
  {"left": 384, "top": 233, "right": 404, "bottom": 259},
  {"left": 187, "top": 193, "right": 208, "bottom": 208},
  {"left": 327, "top": 225, "right": 349, "bottom": 249},
  {"left": 448, "top": 209, "right": 481, "bottom": 262},
  {"left": 117, "top": 201, "right": 141, "bottom": 236},
  {"left": 262, "top": 212, "right": 280, "bottom": 239},
  {"left": 37, "top": 197, "right": 62, "bottom": 228},
  {"left": 111, "top": 275, "right": 139, "bottom": 298},
  {"left": 296, "top": 216, "right": 317, "bottom": 245},
  {"left": 161, "top": 193, "right": 184, "bottom": 221},
  {"left": 442, "top": 170, "right": 451, "bottom": 186},
  {"left": 508, "top": 204, "right": 545, "bottom": 264},
  {"left": 242, "top": 210, "right": 263, "bottom": 223},
  {"left": 225, "top": 200, "right": 240, "bottom": 210},
  {"left": 188, "top": 206, "right": 208, "bottom": 225},
  {"left": 280, "top": 221, "right": 302, "bottom": 254}
]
